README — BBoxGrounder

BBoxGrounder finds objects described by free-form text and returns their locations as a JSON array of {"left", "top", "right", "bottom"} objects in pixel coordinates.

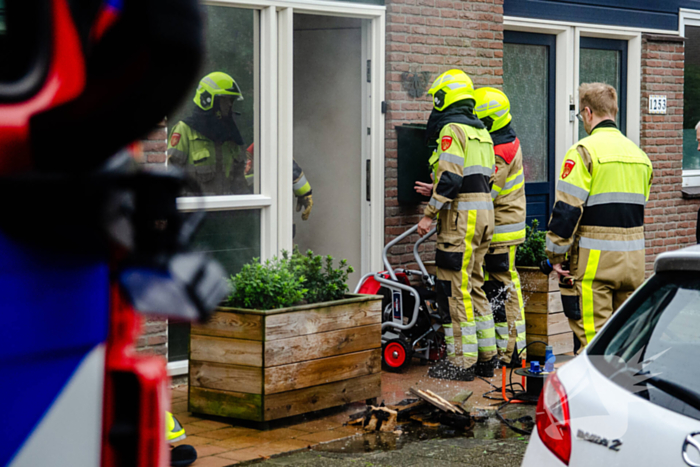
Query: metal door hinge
[
  {"left": 381, "top": 101, "right": 387, "bottom": 114},
  {"left": 367, "top": 60, "right": 371, "bottom": 83}
]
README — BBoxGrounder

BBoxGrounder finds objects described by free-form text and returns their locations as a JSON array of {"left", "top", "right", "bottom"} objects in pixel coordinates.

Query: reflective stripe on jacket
[
  {"left": 293, "top": 159, "right": 312, "bottom": 197},
  {"left": 545, "top": 125, "right": 653, "bottom": 264},
  {"left": 491, "top": 138, "right": 526, "bottom": 246},
  {"left": 424, "top": 122, "right": 495, "bottom": 219}
]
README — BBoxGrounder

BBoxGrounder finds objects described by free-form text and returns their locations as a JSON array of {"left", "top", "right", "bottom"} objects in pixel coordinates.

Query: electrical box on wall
[{"left": 396, "top": 124, "right": 434, "bottom": 204}]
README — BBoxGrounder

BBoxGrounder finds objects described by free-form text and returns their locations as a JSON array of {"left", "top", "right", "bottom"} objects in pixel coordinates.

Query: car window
[{"left": 588, "top": 273, "right": 700, "bottom": 421}]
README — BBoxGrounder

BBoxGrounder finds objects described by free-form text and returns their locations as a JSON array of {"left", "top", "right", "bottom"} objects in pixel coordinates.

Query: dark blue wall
[{"left": 504, "top": 0, "right": 700, "bottom": 31}]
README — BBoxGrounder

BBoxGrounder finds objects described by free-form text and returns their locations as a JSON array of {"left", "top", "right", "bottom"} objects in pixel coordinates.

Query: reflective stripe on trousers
[
  {"left": 509, "top": 245, "right": 527, "bottom": 352},
  {"left": 443, "top": 324, "right": 455, "bottom": 357},
  {"left": 461, "top": 210, "right": 478, "bottom": 322},
  {"left": 582, "top": 249, "right": 602, "bottom": 344},
  {"left": 475, "top": 315, "right": 496, "bottom": 353},
  {"left": 461, "top": 321, "right": 478, "bottom": 358}
]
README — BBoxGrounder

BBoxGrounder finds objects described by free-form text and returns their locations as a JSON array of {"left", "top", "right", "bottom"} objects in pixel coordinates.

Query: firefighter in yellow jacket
[
  {"left": 473, "top": 87, "right": 527, "bottom": 367},
  {"left": 416, "top": 70, "right": 496, "bottom": 381},
  {"left": 545, "top": 82, "right": 653, "bottom": 349},
  {"left": 167, "top": 72, "right": 250, "bottom": 195}
]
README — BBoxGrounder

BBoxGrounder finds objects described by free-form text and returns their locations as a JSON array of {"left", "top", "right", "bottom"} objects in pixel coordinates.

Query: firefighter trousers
[
  {"left": 565, "top": 235, "right": 645, "bottom": 349},
  {"left": 435, "top": 202, "right": 495, "bottom": 369},
  {"left": 484, "top": 245, "right": 526, "bottom": 364}
]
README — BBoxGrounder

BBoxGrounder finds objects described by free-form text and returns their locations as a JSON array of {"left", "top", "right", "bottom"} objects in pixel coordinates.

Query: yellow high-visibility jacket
[{"left": 545, "top": 123, "right": 653, "bottom": 264}]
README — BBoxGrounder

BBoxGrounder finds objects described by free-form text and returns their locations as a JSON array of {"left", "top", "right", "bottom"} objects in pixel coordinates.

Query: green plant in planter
[
  {"left": 227, "top": 256, "right": 307, "bottom": 310},
  {"left": 515, "top": 219, "right": 547, "bottom": 267},
  {"left": 287, "top": 248, "right": 355, "bottom": 304},
  {"left": 226, "top": 248, "right": 354, "bottom": 310}
]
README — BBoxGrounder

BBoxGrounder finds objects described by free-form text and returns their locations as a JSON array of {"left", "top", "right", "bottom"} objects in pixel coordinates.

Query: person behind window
[
  {"left": 166, "top": 72, "right": 250, "bottom": 195},
  {"left": 545, "top": 83, "right": 653, "bottom": 350}
]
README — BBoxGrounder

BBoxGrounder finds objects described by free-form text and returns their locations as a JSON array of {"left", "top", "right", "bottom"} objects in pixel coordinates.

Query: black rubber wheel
[{"left": 382, "top": 338, "right": 412, "bottom": 372}]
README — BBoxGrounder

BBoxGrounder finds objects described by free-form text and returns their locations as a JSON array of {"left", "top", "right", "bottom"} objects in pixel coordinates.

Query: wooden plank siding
[
  {"left": 191, "top": 312, "right": 264, "bottom": 340},
  {"left": 518, "top": 268, "right": 573, "bottom": 357},
  {"left": 264, "top": 324, "right": 381, "bottom": 367},
  {"left": 264, "top": 373, "right": 382, "bottom": 420},
  {"left": 190, "top": 335, "right": 263, "bottom": 367},
  {"left": 189, "top": 360, "right": 263, "bottom": 394},
  {"left": 264, "top": 349, "right": 381, "bottom": 394},
  {"left": 189, "top": 387, "right": 262, "bottom": 421},
  {"left": 264, "top": 300, "right": 381, "bottom": 341},
  {"left": 188, "top": 295, "right": 383, "bottom": 422}
]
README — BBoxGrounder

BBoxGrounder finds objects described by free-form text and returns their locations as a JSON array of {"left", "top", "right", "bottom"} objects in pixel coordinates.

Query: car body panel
[{"left": 523, "top": 351, "right": 700, "bottom": 466}]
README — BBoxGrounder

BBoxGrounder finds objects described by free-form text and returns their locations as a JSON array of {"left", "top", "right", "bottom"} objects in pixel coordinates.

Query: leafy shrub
[
  {"left": 226, "top": 257, "right": 307, "bottom": 310},
  {"left": 515, "top": 219, "right": 547, "bottom": 267},
  {"left": 226, "top": 248, "right": 354, "bottom": 310},
  {"left": 287, "top": 248, "right": 354, "bottom": 304}
]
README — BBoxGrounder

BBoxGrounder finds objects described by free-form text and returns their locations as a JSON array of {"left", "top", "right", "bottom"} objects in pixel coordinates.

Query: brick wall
[
  {"left": 135, "top": 121, "right": 170, "bottom": 357},
  {"left": 641, "top": 34, "right": 699, "bottom": 274},
  {"left": 384, "top": 0, "right": 504, "bottom": 269}
]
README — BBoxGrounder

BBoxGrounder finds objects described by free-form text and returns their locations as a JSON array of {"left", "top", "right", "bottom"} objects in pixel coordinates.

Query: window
[
  {"left": 166, "top": 5, "right": 262, "bottom": 363},
  {"left": 589, "top": 272, "right": 700, "bottom": 421},
  {"left": 681, "top": 10, "right": 700, "bottom": 185},
  {"left": 684, "top": 25, "right": 700, "bottom": 172},
  {"left": 578, "top": 37, "right": 627, "bottom": 140},
  {"left": 162, "top": 1, "right": 387, "bottom": 370},
  {"left": 167, "top": 5, "right": 260, "bottom": 196}
]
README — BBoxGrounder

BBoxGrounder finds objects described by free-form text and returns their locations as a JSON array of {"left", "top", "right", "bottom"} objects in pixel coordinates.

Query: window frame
[
  {"left": 167, "top": 0, "right": 386, "bottom": 376},
  {"left": 680, "top": 9, "right": 700, "bottom": 187}
]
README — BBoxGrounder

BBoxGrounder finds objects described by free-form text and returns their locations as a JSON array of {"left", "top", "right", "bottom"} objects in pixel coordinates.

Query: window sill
[
  {"left": 681, "top": 186, "right": 700, "bottom": 199},
  {"left": 167, "top": 360, "right": 188, "bottom": 377}
]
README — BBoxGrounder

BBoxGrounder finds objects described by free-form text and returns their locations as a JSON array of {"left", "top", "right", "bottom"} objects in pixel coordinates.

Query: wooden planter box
[
  {"left": 518, "top": 266, "right": 574, "bottom": 357},
  {"left": 188, "top": 294, "right": 383, "bottom": 422}
]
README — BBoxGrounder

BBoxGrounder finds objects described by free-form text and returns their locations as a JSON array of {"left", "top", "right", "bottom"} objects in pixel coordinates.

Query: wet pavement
[
  {"left": 240, "top": 404, "right": 534, "bottom": 466},
  {"left": 173, "top": 362, "right": 544, "bottom": 466}
]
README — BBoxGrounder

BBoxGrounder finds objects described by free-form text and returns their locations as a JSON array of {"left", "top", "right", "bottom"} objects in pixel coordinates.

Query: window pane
[
  {"left": 191, "top": 209, "right": 261, "bottom": 276},
  {"left": 684, "top": 26, "right": 700, "bottom": 170},
  {"left": 168, "top": 209, "right": 261, "bottom": 362},
  {"left": 579, "top": 48, "right": 621, "bottom": 141},
  {"left": 166, "top": 6, "right": 260, "bottom": 196},
  {"left": 503, "top": 43, "right": 549, "bottom": 183},
  {"left": 589, "top": 273, "right": 700, "bottom": 422}
]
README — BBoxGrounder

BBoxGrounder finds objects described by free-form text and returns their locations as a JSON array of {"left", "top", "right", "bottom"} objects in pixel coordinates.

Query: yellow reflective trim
[
  {"left": 499, "top": 179, "right": 524, "bottom": 196},
  {"left": 461, "top": 210, "right": 478, "bottom": 322},
  {"left": 294, "top": 181, "right": 311, "bottom": 196},
  {"left": 505, "top": 168, "right": 523, "bottom": 183},
  {"left": 492, "top": 228, "right": 526, "bottom": 244},
  {"left": 582, "top": 249, "right": 601, "bottom": 344},
  {"left": 509, "top": 245, "right": 525, "bottom": 319}
]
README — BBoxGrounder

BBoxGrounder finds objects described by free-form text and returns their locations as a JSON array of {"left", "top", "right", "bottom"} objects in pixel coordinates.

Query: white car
[{"left": 522, "top": 245, "right": 700, "bottom": 466}]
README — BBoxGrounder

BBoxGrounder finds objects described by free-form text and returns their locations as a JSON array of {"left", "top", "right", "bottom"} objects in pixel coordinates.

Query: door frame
[
  {"left": 503, "top": 16, "right": 648, "bottom": 221},
  {"left": 275, "top": 0, "right": 386, "bottom": 276}
]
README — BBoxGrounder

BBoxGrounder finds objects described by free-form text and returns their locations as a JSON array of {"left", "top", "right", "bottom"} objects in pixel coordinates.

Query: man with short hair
[{"left": 545, "top": 82, "right": 653, "bottom": 349}]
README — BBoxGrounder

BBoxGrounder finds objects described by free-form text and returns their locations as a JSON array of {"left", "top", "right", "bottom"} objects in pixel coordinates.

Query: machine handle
[
  {"left": 413, "top": 227, "right": 436, "bottom": 281},
  {"left": 382, "top": 224, "right": 418, "bottom": 281}
]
